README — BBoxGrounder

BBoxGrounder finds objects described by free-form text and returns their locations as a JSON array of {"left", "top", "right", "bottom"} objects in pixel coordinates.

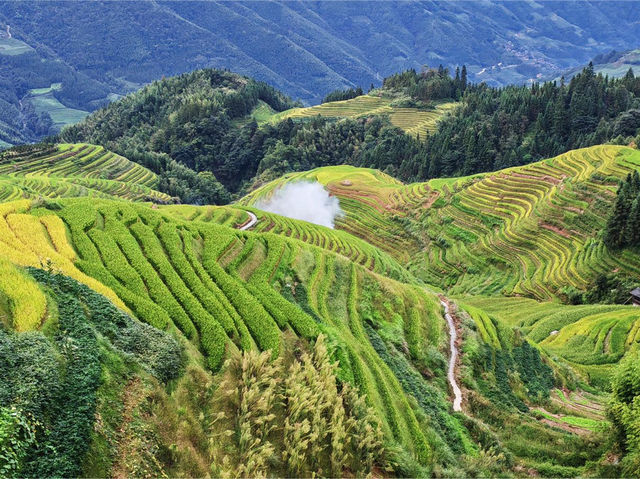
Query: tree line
[
  {"left": 604, "top": 170, "right": 640, "bottom": 249},
  {"left": 414, "top": 64, "right": 640, "bottom": 178}
]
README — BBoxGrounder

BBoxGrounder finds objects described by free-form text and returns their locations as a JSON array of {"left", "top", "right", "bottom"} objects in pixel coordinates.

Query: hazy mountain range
[{"left": 1, "top": 0, "right": 639, "bottom": 144}]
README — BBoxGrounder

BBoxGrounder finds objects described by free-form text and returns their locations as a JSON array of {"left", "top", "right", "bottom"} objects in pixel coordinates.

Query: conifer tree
[
  {"left": 461, "top": 65, "right": 468, "bottom": 91},
  {"left": 605, "top": 184, "right": 629, "bottom": 248},
  {"left": 625, "top": 196, "right": 640, "bottom": 247}
]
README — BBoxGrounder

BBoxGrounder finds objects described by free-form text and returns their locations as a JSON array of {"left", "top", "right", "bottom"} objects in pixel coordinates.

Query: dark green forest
[
  {"left": 420, "top": 64, "right": 640, "bottom": 177},
  {"left": 604, "top": 170, "right": 640, "bottom": 249}
]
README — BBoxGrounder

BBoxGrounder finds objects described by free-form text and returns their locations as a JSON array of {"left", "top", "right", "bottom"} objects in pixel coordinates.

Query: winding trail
[
  {"left": 440, "top": 298, "right": 462, "bottom": 412},
  {"left": 238, "top": 211, "right": 258, "bottom": 231}
]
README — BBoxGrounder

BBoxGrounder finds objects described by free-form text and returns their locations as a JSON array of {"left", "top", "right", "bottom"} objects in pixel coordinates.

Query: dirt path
[
  {"left": 237, "top": 211, "right": 258, "bottom": 231},
  {"left": 440, "top": 296, "right": 462, "bottom": 412}
]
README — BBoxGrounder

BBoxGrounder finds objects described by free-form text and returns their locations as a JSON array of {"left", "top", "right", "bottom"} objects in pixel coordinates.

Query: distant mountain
[
  {"left": 1, "top": 1, "right": 640, "bottom": 145},
  {"left": 555, "top": 49, "right": 640, "bottom": 82}
]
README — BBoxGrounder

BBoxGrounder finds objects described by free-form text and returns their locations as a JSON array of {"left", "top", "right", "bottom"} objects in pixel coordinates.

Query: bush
[
  {"left": 607, "top": 350, "right": 640, "bottom": 476},
  {"left": 0, "top": 267, "right": 184, "bottom": 477}
]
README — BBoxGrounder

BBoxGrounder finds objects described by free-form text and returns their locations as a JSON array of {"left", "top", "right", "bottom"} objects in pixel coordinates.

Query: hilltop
[
  {"left": 59, "top": 68, "right": 464, "bottom": 201},
  {"left": 556, "top": 50, "right": 640, "bottom": 82},
  {"left": 270, "top": 96, "right": 458, "bottom": 140}
]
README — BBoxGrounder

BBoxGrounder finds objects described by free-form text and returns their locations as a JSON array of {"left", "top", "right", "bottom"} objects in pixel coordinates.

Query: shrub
[
  {"left": 607, "top": 350, "right": 640, "bottom": 476},
  {"left": 0, "top": 407, "right": 38, "bottom": 478},
  {"left": 0, "top": 268, "right": 183, "bottom": 477}
]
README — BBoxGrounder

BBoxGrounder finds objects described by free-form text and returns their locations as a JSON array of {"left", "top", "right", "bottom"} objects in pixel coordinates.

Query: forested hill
[
  {"left": 415, "top": 64, "right": 640, "bottom": 177},
  {"left": 62, "top": 70, "right": 300, "bottom": 204},
  {"left": 61, "top": 65, "right": 640, "bottom": 205},
  {"left": 2, "top": 2, "right": 639, "bottom": 146}
]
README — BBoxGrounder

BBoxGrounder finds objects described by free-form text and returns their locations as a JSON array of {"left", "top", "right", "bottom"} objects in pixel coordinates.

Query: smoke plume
[{"left": 255, "top": 181, "right": 343, "bottom": 228}]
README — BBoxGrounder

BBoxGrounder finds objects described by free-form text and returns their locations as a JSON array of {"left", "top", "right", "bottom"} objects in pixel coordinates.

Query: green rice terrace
[
  {"left": 246, "top": 145, "right": 640, "bottom": 301},
  {"left": 0, "top": 142, "right": 171, "bottom": 203},
  {"left": 269, "top": 95, "right": 458, "bottom": 139},
  {"left": 0, "top": 141, "right": 639, "bottom": 477}
]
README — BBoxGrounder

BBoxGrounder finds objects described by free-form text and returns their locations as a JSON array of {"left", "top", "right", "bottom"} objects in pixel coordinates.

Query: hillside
[
  {"left": 2, "top": 139, "right": 632, "bottom": 475},
  {"left": 61, "top": 68, "right": 463, "bottom": 201},
  {"left": 556, "top": 49, "right": 640, "bottom": 82},
  {"left": 271, "top": 96, "right": 458, "bottom": 139},
  {"left": 243, "top": 145, "right": 640, "bottom": 383},
  {"left": 0, "top": 143, "right": 170, "bottom": 203},
  {"left": 59, "top": 65, "right": 640, "bottom": 208},
  {"left": 0, "top": 33, "right": 114, "bottom": 146},
  {"left": 0, "top": 196, "right": 547, "bottom": 476},
  {"left": 2, "top": 1, "right": 640, "bottom": 108},
  {"left": 246, "top": 145, "right": 640, "bottom": 299}
]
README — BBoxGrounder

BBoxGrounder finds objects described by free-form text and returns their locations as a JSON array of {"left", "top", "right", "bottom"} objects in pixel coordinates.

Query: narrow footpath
[
  {"left": 237, "top": 211, "right": 258, "bottom": 231},
  {"left": 440, "top": 297, "right": 462, "bottom": 412}
]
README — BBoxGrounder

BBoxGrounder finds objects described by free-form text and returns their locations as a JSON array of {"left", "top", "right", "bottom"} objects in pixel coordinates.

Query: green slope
[
  {"left": 0, "top": 143, "right": 171, "bottom": 203},
  {"left": 271, "top": 95, "right": 458, "bottom": 138},
  {"left": 2, "top": 141, "right": 637, "bottom": 476},
  {"left": 246, "top": 145, "right": 640, "bottom": 302},
  {"left": 244, "top": 145, "right": 640, "bottom": 387}
]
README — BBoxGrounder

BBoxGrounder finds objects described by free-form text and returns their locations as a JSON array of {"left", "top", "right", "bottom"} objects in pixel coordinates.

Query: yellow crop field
[{"left": 270, "top": 95, "right": 458, "bottom": 138}]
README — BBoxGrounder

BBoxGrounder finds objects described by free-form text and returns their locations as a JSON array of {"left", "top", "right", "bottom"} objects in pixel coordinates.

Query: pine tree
[
  {"left": 631, "top": 170, "right": 640, "bottom": 196},
  {"left": 625, "top": 196, "right": 640, "bottom": 247},
  {"left": 461, "top": 65, "right": 468, "bottom": 91},
  {"left": 605, "top": 183, "right": 630, "bottom": 248}
]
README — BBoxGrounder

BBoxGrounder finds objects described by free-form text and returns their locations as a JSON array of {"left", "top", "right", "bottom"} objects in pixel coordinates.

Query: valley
[
  {"left": 1, "top": 138, "right": 638, "bottom": 476},
  {"left": 1, "top": 59, "right": 640, "bottom": 477}
]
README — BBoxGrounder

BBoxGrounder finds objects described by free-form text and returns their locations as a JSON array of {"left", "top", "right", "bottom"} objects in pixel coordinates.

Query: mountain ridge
[{"left": 2, "top": 1, "right": 640, "bottom": 144}]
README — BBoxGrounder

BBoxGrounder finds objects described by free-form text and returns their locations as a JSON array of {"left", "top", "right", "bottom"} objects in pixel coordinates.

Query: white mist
[{"left": 255, "top": 181, "right": 343, "bottom": 228}]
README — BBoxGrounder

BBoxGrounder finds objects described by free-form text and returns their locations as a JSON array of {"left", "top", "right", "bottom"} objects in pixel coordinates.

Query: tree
[
  {"left": 605, "top": 184, "right": 629, "bottom": 248},
  {"left": 606, "top": 351, "right": 640, "bottom": 476},
  {"left": 461, "top": 65, "right": 468, "bottom": 91},
  {"left": 624, "top": 197, "right": 640, "bottom": 246}
]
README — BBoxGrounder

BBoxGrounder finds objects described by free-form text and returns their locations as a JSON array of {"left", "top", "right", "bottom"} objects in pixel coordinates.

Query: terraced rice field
[
  {"left": 245, "top": 146, "right": 640, "bottom": 381},
  {"left": 27, "top": 84, "right": 89, "bottom": 130},
  {"left": 160, "top": 204, "right": 252, "bottom": 229},
  {"left": 162, "top": 203, "right": 411, "bottom": 281},
  {"left": 0, "top": 196, "right": 461, "bottom": 461},
  {"left": 242, "top": 165, "right": 440, "bottom": 262},
  {"left": 389, "top": 102, "right": 458, "bottom": 137},
  {"left": 0, "top": 199, "right": 126, "bottom": 311},
  {"left": 266, "top": 146, "right": 640, "bottom": 301},
  {"left": 549, "top": 388, "right": 607, "bottom": 428},
  {"left": 0, "top": 143, "right": 171, "bottom": 202},
  {"left": 270, "top": 95, "right": 458, "bottom": 138},
  {"left": 460, "top": 296, "right": 640, "bottom": 385},
  {"left": 415, "top": 146, "right": 640, "bottom": 299}
]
